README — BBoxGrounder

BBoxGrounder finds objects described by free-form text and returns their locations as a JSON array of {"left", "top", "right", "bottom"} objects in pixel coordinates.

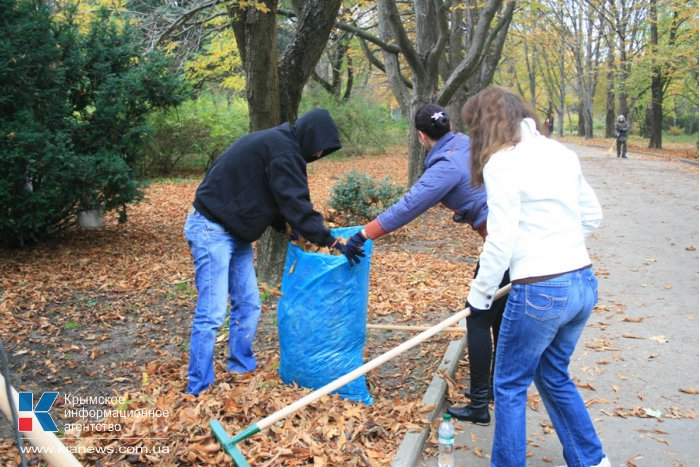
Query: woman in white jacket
[{"left": 461, "top": 86, "right": 609, "bottom": 467}]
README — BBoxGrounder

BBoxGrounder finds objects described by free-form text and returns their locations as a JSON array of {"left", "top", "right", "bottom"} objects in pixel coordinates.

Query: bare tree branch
[
  {"left": 439, "top": 0, "right": 514, "bottom": 104},
  {"left": 278, "top": 7, "right": 401, "bottom": 53},
  {"left": 378, "top": 0, "right": 424, "bottom": 77},
  {"left": 357, "top": 36, "right": 413, "bottom": 89},
  {"left": 149, "top": 0, "right": 224, "bottom": 51}
]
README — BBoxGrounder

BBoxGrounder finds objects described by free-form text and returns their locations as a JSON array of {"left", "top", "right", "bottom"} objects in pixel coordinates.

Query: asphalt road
[{"left": 423, "top": 144, "right": 699, "bottom": 466}]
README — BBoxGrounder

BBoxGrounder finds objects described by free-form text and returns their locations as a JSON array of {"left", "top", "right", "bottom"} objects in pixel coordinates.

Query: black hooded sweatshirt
[{"left": 192, "top": 109, "right": 341, "bottom": 245}]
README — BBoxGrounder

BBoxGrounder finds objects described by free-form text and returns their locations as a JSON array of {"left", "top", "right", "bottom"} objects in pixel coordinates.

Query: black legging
[{"left": 466, "top": 265, "right": 510, "bottom": 391}]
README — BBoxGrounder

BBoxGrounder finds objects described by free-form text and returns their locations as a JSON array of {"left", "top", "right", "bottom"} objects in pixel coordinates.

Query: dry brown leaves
[
  {"left": 0, "top": 149, "right": 484, "bottom": 465},
  {"left": 559, "top": 135, "right": 699, "bottom": 162}
]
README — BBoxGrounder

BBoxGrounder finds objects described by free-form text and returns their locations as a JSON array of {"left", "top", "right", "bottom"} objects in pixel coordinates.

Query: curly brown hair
[{"left": 461, "top": 86, "right": 545, "bottom": 186}]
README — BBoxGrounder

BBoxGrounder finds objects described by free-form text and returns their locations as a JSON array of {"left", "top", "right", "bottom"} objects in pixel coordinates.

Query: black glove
[
  {"left": 467, "top": 300, "right": 489, "bottom": 316},
  {"left": 334, "top": 233, "right": 366, "bottom": 266},
  {"left": 288, "top": 230, "right": 300, "bottom": 241},
  {"left": 346, "top": 232, "right": 366, "bottom": 253}
]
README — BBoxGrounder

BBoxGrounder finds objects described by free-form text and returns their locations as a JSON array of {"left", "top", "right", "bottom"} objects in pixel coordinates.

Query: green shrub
[
  {"left": 666, "top": 125, "right": 684, "bottom": 136},
  {"left": 140, "top": 94, "right": 249, "bottom": 176},
  {"left": 301, "top": 88, "right": 408, "bottom": 156},
  {"left": 329, "top": 170, "right": 404, "bottom": 224},
  {"left": 139, "top": 112, "right": 211, "bottom": 175}
]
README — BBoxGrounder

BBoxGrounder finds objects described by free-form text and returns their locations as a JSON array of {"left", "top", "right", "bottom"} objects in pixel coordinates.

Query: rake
[
  {"left": 210, "top": 284, "right": 512, "bottom": 466},
  {"left": 606, "top": 137, "right": 617, "bottom": 156}
]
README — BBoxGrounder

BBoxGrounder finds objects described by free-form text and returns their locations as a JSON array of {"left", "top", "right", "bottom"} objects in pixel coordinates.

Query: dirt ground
[{"left": 423, "top": 143, "right": 699, "bottom": 466}]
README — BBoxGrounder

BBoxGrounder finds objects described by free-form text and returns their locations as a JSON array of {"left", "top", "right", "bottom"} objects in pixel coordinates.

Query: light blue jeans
[
  {"left": 491, "top": 267, "right": 606, "bottom": 467},
  {"left": 184, "top": 210, "right": 261, "bottom": 396}
]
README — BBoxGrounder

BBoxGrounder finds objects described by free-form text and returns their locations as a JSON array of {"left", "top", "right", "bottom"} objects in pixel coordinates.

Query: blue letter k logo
[{"left": 18, "top": 392, "right": 59, "bottom": 432}]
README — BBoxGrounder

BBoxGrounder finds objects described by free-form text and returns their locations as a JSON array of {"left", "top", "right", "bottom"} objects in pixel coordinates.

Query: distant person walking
[
  {"left": 615, "top": 115, "right": 629, "bottom": 158},
  {"left": 544, "top": 117, "right": 553, "bottom": 135}
]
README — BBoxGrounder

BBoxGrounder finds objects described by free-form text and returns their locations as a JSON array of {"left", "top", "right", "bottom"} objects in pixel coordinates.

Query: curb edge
[{"left": 391, "top": 318, "right": 467, "bottom": 467}]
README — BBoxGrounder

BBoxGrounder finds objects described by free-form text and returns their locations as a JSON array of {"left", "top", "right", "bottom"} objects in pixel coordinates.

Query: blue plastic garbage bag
[{"left": 278, "top": 226, "right": 373, "bottom": 404}]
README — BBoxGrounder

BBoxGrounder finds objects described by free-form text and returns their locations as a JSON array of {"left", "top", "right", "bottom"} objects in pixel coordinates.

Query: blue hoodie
[{"left": 375, "top": 131, "right": 487, "bottom": 234}]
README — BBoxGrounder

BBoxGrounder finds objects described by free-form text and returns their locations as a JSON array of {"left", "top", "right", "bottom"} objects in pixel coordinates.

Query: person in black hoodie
[{"left": 183, "top": 108, "right": 355, "bottom": 396}]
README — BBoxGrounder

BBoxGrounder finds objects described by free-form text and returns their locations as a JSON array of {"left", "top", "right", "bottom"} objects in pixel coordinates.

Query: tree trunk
[
  {"left": 279, "top": 1, "right": 341, "bottom": 121},
  {"left": 229, "top": 1, "right": 283, "bottom": 287},
  {"left": 605, "top": 49, "right": 616, "bottom": 138},
  {"left": 648, "top": 0, "right": 662, "bottom": 149},
  {"left": 523, "top": 41, "right": 537, "bottom": 109},
  {"left": 407, "top": 99, "right": 430, "bottom": 185},
  {"left": 342, "top": 53, "right": 353, "bottom": 101},
  {"left": 617, "top": 48, "right": 629, "bottom": 117},
  {"left": 556, "top": 43, "right": 566, "bottom": 137},
  {"left": 648, "top": 68, "right": 663, "bottom": 148},
  {"left": 230, "top": 0, "right": 341, "bottom": 287},
  {"left": 230, "top": 1, "right": 281, "bottom": 132},
  {"left": 445, "top": 87, "right": 468, "bottom": 133}
]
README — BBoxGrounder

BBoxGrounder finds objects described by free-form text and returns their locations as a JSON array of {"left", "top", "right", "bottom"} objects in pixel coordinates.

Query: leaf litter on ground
[{"left": 0, "top": 149, "right": 484, "bottom": 465}]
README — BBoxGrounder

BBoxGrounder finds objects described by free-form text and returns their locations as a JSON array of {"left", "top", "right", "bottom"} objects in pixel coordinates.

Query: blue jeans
[
  {"left": 184, "top": 210, "right": 262, "bottom": 395},
  {"left": 492, "top": 268, "right": 606, "bottom": 467}
]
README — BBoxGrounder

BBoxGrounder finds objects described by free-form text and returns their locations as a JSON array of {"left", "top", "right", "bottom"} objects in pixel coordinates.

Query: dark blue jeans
[{"left": 491, "top": 267, "right": 606, "bottom": 467}]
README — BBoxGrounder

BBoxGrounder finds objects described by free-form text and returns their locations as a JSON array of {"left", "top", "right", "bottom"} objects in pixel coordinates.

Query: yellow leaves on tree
[
  {"left": 185, "top": 27, "right": 245, "bottom": 92},
  {"left": 54, "top": 0, "right": 129, "bottom": 33}
]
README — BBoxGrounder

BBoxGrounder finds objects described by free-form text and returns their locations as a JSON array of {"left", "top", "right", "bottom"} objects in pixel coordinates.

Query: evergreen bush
[
  {"left": 0, "top": 0, "right": 185, "bottom": 245},
  {"left": 328, "top": 170, "right": 404, "bottom": 224}
]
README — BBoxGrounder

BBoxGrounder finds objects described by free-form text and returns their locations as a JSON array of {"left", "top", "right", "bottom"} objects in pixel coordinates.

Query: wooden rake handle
[
  {"left": 256, "top": 283, "right": 512, "bottom": 431},
  {"left": 367, "top": 324, "right": 467, "bottom": 333}
]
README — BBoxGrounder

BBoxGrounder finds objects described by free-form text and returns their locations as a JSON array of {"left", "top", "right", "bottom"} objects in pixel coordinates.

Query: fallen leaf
[
  {"left": 584, "top": 399, "right": 608, "bottom": 408},
  {"left": 679, "top": 387, "right": 699, "bottom": 395},
  {"left": 622, "top": 316, "right": 644, "bottom": 323},
  {"left": 685, "top": 246, "right": 696, "bottom": 251},
  {"left": 419, "top": 403, "right": 436, "bottom": 413},
  {"left": 650, "top": 335, "right": 669, "bottom": 343}
]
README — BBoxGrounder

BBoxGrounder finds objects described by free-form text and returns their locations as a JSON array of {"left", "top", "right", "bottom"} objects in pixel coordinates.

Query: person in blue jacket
[
  {"left": 184, "top": 109, "right": 355, "bottom": 396},
  {"left": 343, "top": 103, "right": 508, "bottom": 424}
]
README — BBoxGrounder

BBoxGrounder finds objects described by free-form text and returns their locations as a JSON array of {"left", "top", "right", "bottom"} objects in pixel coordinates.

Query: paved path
[{"left": 421, "top": 145, "right": 699, "bottom": 466}]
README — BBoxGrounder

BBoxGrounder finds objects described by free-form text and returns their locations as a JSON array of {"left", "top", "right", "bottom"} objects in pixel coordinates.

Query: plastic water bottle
[{"left": 438, "top": 413, "right": 455, "bottom": 467}]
